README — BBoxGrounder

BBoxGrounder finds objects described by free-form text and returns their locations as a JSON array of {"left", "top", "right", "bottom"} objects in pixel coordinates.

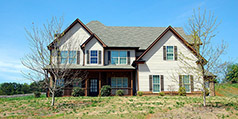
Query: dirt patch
[{"left": 149, "top": 104, "right": 233, "bottom": 119}]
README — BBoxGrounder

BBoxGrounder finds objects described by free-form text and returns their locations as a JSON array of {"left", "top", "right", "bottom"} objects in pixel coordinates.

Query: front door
[{"left": 89, "top": 79, "right": 98, "bottom": 96}]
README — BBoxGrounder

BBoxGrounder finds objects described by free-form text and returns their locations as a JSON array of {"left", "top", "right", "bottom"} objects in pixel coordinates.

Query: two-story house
[{"left": 46, "top": 18, "right": 213, "bottom": 96}]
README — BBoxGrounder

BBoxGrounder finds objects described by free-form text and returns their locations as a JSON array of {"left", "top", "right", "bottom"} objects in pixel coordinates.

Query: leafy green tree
[{"left": 226, "top": 64, "right": 238, "bottom": 83}]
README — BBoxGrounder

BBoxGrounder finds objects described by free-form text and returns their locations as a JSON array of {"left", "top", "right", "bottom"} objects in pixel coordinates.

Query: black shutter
[
  {"left": 190, "top": 75, "right": 194, "bottom": 92},
  {"left": 108, "top": 51, "right": 111, "bottom": 64},
  {"left": 161, "top": 75, "right": 164, "bottom": 91},
  {"left": 99, "top": 50, "right": 102, "bottom": 64},
  {"left": 179, "top": 75, "right": 182, "bottom": 88},
  {"left": 174, "top": 46, "right": 178, "bottom": 61},
  {"left": 77, "top": 51, "right": 80, "bottom": 64},
  {"left": 163, "top": 46, "right": 166, "bottom": 60},
  {"left": 149, "top": 75, "right": 152, "bottom": 91},
  {"left": 127, "top": 51, "right": 130, "bottom": 65},
  {"left": 57, "top": 50, "right": 61, "bottom": 64},
  {"left": 87, "top": 50, "right": 89, "bottom": 64}
]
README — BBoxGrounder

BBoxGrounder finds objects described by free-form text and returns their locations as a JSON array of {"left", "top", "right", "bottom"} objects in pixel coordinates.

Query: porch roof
[{"left": 44, "top": 65, "right": 136, "bottom": 70}]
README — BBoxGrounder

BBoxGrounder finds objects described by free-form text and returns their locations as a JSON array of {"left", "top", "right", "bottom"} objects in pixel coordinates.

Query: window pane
[
  {"left": 61, "top": 51, "right": 68, "bottom": 58},
  {"left": 61, "top": 58, "right": 67, "bottom": 64},
  {"left": 111, "top": 58, "right": 118, "bottom": 64},
  {"left": 183, "top": 75, "right": 190, "bottom": 84},
  {"left": 91, "top": 50, "right": 97, "bottom": 56},
  {"left": 117, "top": 78, "right": 122, "bottom": 88},
  {"left": 119, "top": 51, "right": 127, "bottom": 57},
  {"left": 123, "top": 78, "right": 128, "bottom": 87},
  {"left": 111, "top": 78, "right": 116, "bottom": 88},
  {"left": 153, "top": 84, "right": 160, "bottom": 92},
  {"left": 120, "top": 58, "right": 127, "bottom": 64},
  {"left": 69, "top": 51, "right": 76, "bottom": 58},
  {"left": 111, "top": 51, "right": 118, "bottom": 57},
  {"left": 90, "top": 58, "right": 97, "bottom": 64},
  {"left": 69, "top": 58, "right": 76, "bottom": 64},
  {"left": 184, "top": 84, "right": 190, "bottom": 92},
  {"left": 167, "top": 46, "right": 173, "bottom": 52},
  {"left": 167, "top": 54, "right": 173, "bottom": 60},
  {"left": 153, "top": 75, "right": 160, "bottom": 84}
]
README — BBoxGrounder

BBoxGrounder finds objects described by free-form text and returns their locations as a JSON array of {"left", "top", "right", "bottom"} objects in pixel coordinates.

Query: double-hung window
[
  {"left": 56, "top": 79, "right": 64, "bottom": 87},
  {"left": 182, "top": 75, "right": 191, "bottom": 92},
  {"left": 90, "top": 50, "right": 98, "bottom": 64},
  {"left": 61, "top": 51, "right": 76, "bottom": 64},
  {"left": 166, "top": 46, "right": 174, "bottom": 60},
  {"left": 111, "top": 77, "right": 128, "bottom": 88},
  {"left": 111, "top": 51, "right": 127, "bottom": 64},
  {"left": 152, "top": 75, "right": 160, "bottom": 92},
  {"left": 73, "top": 79, "right": 82, "bottom": 88}
]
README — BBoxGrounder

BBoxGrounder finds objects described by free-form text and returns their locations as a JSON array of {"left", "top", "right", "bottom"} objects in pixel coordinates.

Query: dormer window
[
  {"left": 90, "top": 50, "right": 98, "bottom": 64},
  {"left": 60, "top": 51, "right": 76, "bottom": 64}
]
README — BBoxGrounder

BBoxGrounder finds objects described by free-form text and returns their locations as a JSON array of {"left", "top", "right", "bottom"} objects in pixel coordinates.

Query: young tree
[
  {"left": 225, "top": 63, "right": 238, "bottom": 83},
  {"left": 21, "top": 17, "right": 88, "bottom": 106},
  {"left": 177, "top": 8, "right": 227, "bottom": 106}
]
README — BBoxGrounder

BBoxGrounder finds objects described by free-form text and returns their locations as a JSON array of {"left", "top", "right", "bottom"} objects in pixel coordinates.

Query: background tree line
[{"left": 0, "top": 80, "right": 45, "bottom": 95}]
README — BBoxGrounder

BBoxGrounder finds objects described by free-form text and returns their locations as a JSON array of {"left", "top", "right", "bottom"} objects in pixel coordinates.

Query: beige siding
[
  {"left": 51, "top": 23, "right": 90, "bottom": 65},
  {"left": 85, "top": 38, "right": 103, "bottom": 66},
  {"left": 138, "top": 31, "right": 202, "bottom": 92}
]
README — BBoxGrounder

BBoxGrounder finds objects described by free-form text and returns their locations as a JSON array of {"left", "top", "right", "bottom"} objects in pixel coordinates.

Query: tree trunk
[
  {"left": 203, "top": 83, "right": 206, "bottom": 107},
  {"left": 51, "top": 92, "right": 55, "bottom": 106}
]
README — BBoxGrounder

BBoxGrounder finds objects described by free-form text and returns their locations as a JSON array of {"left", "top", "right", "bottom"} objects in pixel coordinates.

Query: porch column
[
  {"left": 99, "top": 72, "right": 102, "bottom": 96},
  {"left": 85, "top": 79, "right": 88, "bottom": 96},
  {"left": 131, "top": 72, "right": 133, "bottom": 96}
]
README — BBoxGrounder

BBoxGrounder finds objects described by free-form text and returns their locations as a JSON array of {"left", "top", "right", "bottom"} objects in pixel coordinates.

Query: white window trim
[
  {"left": 110, "top": 50, "right": 127, "bottom": 65},
  {"left": 182, "top": 75, "right": 191, "bottom": 93},
  {"left": 152, "top": 75, "right": 161, "bottom": 93},
  {"left": 90, "top": 50, "right": 99, "bottom": 64},
  {"left": 166, "top": 46, "right": 174, "bottom": 61}
]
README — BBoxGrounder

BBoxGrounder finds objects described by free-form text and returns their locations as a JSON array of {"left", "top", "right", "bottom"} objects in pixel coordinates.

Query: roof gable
[
  {"left": 81, "top": 33, "right": 107, "bottom": 48},
  {"left": 136, "top": 26, "right": 205, "bottom": 62},
  {"left": 48, "top": 18, "right": 93, "bottom": 49}
]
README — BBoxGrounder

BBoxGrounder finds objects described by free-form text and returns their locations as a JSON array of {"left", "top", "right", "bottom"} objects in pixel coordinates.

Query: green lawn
[
  {"left": 215, "top": 83, "right": 238, "bottom": 97},
  {"left": 1, "top": 95, "right": 238, "bottom": 119}
]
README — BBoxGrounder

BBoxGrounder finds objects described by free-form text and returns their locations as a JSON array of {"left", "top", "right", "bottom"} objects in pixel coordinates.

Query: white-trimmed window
[
  {"left": 111, "top": 51, "right": 127, "bottom": 64},
  {"left": 166, "top": 46, "right": 174, "bottom": 60},
  {"left": 60, "top": 51, "right": 76, "bottom": 64},
  {"left": 182, "top": 75, "right": 191, "bottom": 92},
  {"left": 111, "top": 77, "right": 128, "bottom": 88},
  {"left": 90, "top": 50, "right": 98, "bottom": 64},
  {"left": 152, "top": 75, "right": 160, "bottom": 92},
  {"left": 56, "top": 79, "right": 64, "bottom": 87}
]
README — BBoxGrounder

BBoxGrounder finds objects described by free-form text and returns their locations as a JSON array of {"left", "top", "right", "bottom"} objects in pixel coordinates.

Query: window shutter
[
  {"left": 149, "top": 75, "right": 152, "bottom": 91},
  {"left": 161, "top": 75, "right": 164, "bottom": 91},
  {"left": 87, "top": 50, "right": 89, "bottom": 64},
  {"left": 99, "top": 50, "right": 102, "bottom": 64},
  {"left": 77, "top": 51, "right": 80, "bottom": 64},
  {"left": 190, "top": 75, "right": 194, "bottom": 92},
  {"left": 174, "top": 46, "right": 178, "bottom": 61},
  {"left": 127, "top": 51, "right": 130, "bottom": 65},
  {"left": 57, "top": 50, "right": 61, "bottom": 64},
  {"left": 163, "top": 46, "right": 166, "bottom": 60},
  {"left": 179, "top": 75, "right": 182, "bottom": 88},
  {"left": 108, "top": 51, "right": 111, "bottom": 64}
]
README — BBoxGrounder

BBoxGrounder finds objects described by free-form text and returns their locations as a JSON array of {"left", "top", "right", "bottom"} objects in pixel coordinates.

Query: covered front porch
[{"left": 64, "top": 69, "right": 135, "bottom": 96}]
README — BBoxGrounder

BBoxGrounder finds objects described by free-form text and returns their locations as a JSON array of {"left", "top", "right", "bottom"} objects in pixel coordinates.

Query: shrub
[
  {"left": 72, "top": 87, "right": 85, "bottom": 97},
  {"left": 202, "top": 88, "right": 209, "bottom": 96},
  {"left": 101, "top": 85, "right": 111, "bottom": 96},
  {"left": 137, "top": 91, "right": 143, "bottom": 96},
  {"left": 50, "top": 87, "right": 63, "bottom": 97},
  {"left": 34, "top": 92, "right": 41, "bottom": 98},
  {"left": 158, "top": 92, "right": 165, "bottom": 96},
  {"left": 116, "top": 90, "right": 124, "bottom": 96},
  {"left": 178, "top": 87, "right": 186, "bottom": 96}
]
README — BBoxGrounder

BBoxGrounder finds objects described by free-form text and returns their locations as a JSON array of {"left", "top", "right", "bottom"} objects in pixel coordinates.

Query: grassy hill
[{"left": 215, "top": 83, "right": 238, "bottom": 97}]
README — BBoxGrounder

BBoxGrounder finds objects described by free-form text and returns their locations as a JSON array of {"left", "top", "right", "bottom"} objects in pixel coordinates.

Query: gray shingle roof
[{"left": 86, "top": 21, "right": 192, "bottom": 50}]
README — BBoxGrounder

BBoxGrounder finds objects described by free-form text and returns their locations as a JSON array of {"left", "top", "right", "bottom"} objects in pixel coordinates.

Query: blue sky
[{"left": 0, "top": 0, "right": 237, "bottom": 84}]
